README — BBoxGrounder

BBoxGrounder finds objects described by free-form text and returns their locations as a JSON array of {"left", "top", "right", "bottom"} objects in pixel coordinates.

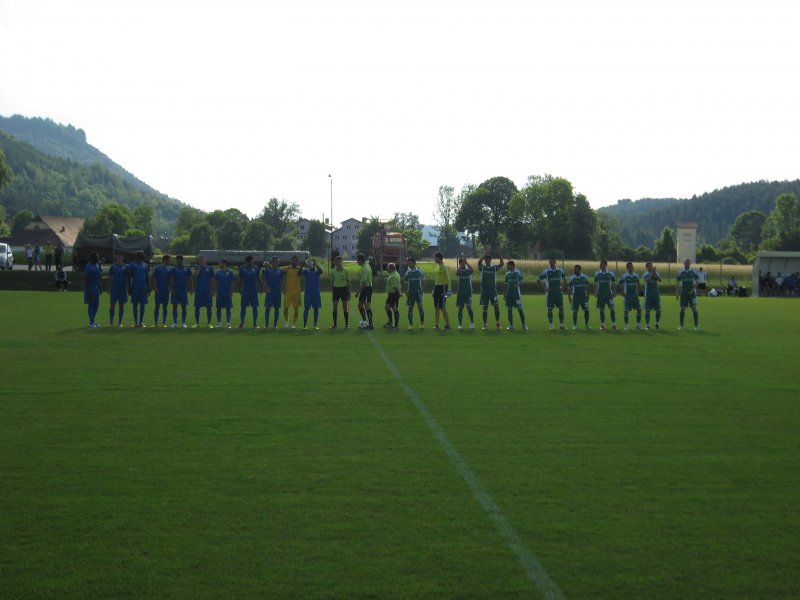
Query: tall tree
[
  {"left": 0, "top": 148, "right": 13, "bottom": 193},
  {"left": 455, "top": 176, "right": 516, "bottom": 253},
  {"left": 433, "top": 185, "right": 461, "bottom": 256},
  {"left": 0, "top": 205, "right": 11, "bottom": 236},
  {"left": 258, "top": 198, "right": 300, "bottom": 239},
  {"left": 241, "top": 220, "right": 272, "bottom": 250},
  {"left": 356, "top": 217, "right": 383, "bottom": 256},
  {"left": 132, "top": 205, "right": 154, "bottom": 235},
  {"left": 175, "top": 206, "right": 206, "bottom": 237},
  {"left": 387, "top": 212, "right": 421, "bottom": 231},
  {"left": 12, "top": 208, "right": 34, "bottom": 233},
  {"left": 188, "top": 222, "right": 217, "bottom": 254},
  {"left": 302, "top": 219, "right": 328, "bottom": 258},
  {"left": 81, "top": 204, "right": 134, "bottom": 236},
  {"left": 728, "top": 210, "right": 766, "bottom": 252},
  {"left": 653, "top": 226, "right": 677, "bottom": 262},
  {"left": 761, "top": 192, "right": 800, "bottom": 251}
]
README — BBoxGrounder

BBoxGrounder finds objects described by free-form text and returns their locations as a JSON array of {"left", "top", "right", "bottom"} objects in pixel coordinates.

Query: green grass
[{"left": 1, "top": 291, "right": 798, "bottom": 598}]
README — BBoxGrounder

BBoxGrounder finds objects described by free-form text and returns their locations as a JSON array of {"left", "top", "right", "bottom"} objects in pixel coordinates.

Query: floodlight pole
[{"left": 329, "top": 174, "right": 333, "bottom": 267}]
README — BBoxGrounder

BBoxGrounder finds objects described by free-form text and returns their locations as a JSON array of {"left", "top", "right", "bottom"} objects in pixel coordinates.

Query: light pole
[{"left": 328, "top": 174, "right": 333, "bottom": 265}]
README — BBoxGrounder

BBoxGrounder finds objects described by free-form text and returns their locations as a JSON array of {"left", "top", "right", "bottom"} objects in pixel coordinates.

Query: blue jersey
[
  {"left": 153, "top": 265, "right": 171, "bottom": 292},
  {"left": 84, "top": 262, "right": 102, "bottom": 290},
  {"left": 301, "top": 268, "right": 321, "bottom": 295},
  {"left": 262, "top": 267, "right": 283, "bottom": 293},
  {"left": 239, "top": 264, "right": 261, "bottom": 294},
  {"left": 215, "top": 268, "right": 235, "bottom": 297},
  {"left": 129, "top": 261, "right": 150, "bottom": 291},
  {"left": 108, "top": 263, "right": 129, "bottom": 293},
  {"left": 170, "top": 266, "right": 192, "bottom": 293},
  {"left": 194, "top": 264, "right": 214, "bottom": 296}
]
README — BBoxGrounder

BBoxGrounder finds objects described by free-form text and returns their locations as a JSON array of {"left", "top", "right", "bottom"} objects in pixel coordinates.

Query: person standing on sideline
[
  {"left": 404, "top": 257, "right": 425, "bottom": 328},
  {"left": 432, "top": 252, "right": 451, "bottom": 330},
  {"left": 504, "top": 260, "right": 527, "bottom": 330},
  {"left": 478, "top": 253, "right": 504, "bottom": 330},
  {"left": 238, "top": 255, "right": 261, "bottom": 328},
  {"left": 455, "top": 257, "right": 475, "bottom": 329},
  {"left": 537, "top": 257, "right": 566, "bottom": 330},
  {"left": 329, "top": 255, "right": 350, "bottom": 328},
  {"left": 170, "top": 255, "right": 192, "bottom": 328},
  {"left": 281, "top": 255, "right": 303, "bottom": 328},
  {"left": 129, "top": 250, "right": 150, "bottom": 328},
  {"left": 300, "top": 259, "right": 323, "bottom": 329},
  {"left": 25, "top": 244, "right": 33, "bottom": 271},
  {"left": 193, "top": 254, "right": 214, "bottom": 328},
  {"left": 696, "top": 267, "right": 708, "bottom": 296},
  {"left": 676, "top": 258, "right": 700, "bottom": 331},
  {"left": 262, "top": 256, "right": 284, "bottom": 329},
  {"left": 383, "top": 262, "right": 401, "bottom": 328},
  {"left": 594, "top": 260, "right": 617, "bottom": 331},
  {"left": 44, "top": 242, "right": 54, "bottom": 272},
  {"left": 355, "top": 254, "right": 374, "bottom": 329},
  {"left": 619, "top": 262, "right": 642, "bottom": 331},
  {"left": 84, "top": 252, "right": 102, "bottom": 327},
  {"left": 54, "top": 244, "right": 64, "bottom": 270},
  {"left": 107, "top": 253, "right": 129, "bottom": 327},
  {"left": 55, "top": 266, "right": 68, "bottom": 291},
  {"left": 643, "top": 262, "right": 662, "bottom": 330},
  {"left": 568, "top": 264, "right": 591, "bottom": 330},
  {"left": 33, "top": 240, "right": 42, "bottom": 271},
  {"left": 151, "top": 255, "right": 172, "bottom": 327},
  {"left": 214, "top": 259, "right": 235, "bottom": 328}
]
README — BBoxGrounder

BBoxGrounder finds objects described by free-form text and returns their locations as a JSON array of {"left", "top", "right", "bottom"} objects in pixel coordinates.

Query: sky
[{"left": 1, "top": 0, "right": 798, "bottom": 225}]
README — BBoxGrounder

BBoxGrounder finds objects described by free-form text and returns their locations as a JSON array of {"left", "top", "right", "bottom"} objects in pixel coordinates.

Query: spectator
[
  {"left": 54, "top": 244, "right": 64, "bottom": 269},
  {"left": 55, "top": 266, "right": 69, "bottom": 291},
  {"left": 33, "top": 240, "right": 43, "bottom": 271},
  {"left": 727, "top": 276, "right": 738, "bottom": 296},
  {"left": 44, "top": 242, "right": 54, "bottom": 272},
  {"left": 25, "top": 243, "right": 33, "bottom": 270},
  {"left": 775, "top": 272, "right": 785, "bottom": 296},
  {"left": 697, "top": 267, "right": 708, "bottom": 295}
]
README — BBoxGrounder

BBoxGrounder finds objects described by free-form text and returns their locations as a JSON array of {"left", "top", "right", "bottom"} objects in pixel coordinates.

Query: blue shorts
[
  {"left": 109, "top": 288, "right": 128, "bottom": 304},
  {"left": 216, "top": 293, "right": 233, "bottom": 309},
  {"left": 131, "top": 287, "right": 148, "bottom": 305},
  {"left": 265, "top": 291, "right": 282, "bottom": 309},
  {"left": 84, "top": 286, "right": 100, "bottom": 306},
  {"left": 171, "top": 290, "right": 188, "bottom": 306},
  {"left": 194, "top": 292, "right": 212, "bottom": 308},
  {"left": 155, "top": 291, "right": 170, "bottom": 305},
  {"left": 304, "top": 291, "right": 322, "bottom": 309},
  {"left": 241, "top": 291, "right": 259, "bottom": 308}
]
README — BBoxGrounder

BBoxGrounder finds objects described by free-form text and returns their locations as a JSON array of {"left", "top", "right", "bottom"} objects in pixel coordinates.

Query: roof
[{"left": 24, "top": 215, "right": 86, "bottom": 247}]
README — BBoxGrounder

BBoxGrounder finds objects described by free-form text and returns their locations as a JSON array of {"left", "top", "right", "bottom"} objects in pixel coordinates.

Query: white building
[{"left": 332, "top": 217, "right": 364, "bottom": 259}]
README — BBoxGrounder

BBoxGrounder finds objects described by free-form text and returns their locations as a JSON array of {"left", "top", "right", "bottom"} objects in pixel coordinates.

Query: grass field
[{"left": 1, "top": 291, "right": 798, "bottom": 599}]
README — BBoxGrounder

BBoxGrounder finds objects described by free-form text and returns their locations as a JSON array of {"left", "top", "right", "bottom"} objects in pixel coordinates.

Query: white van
[{"left": 0, "top": 242, "right": 13, "bottom": 269}]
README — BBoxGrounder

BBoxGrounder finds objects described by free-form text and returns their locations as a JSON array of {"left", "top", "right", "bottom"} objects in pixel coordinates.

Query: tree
[
  {"left": 593, "top": 214, "right": 625, "bottom": 260},
  {"left": 455, "top": 176, "right": 517, "bottom": 253},
  {"left": 696, "top": 242, "right": 718, "bottom": 263},
  {"left": 0, "top": 148, "right": 13, "bottom": 193},
  {"left": 356, "top": 217, "right": 383, "bottom": 256},
  {"left": 207, "top": 208, "right": 249, "bottom": 250},
  {"left": 302, "top": 219, "right": 328, "bottom": 258},
  {"left": 0, "top": 205, "right": 11, "bottom": 236},
  {"left": 132, "top": 205, "right": 155, "bottom": 235},
  {"left": 761, "top": 192, "right": 800, "bottom": 251},
  {"left": 257, "top": 198, "right": 300, "bottom": 240},
  {"left": 12, "top": 208, "right": 34, "bottom": 233},
  {"left": 188, "top": 222, "right": 217, "bottom": 254},
  {"left": 433, "top": 185, "right": 461, "bottom": 256},
  {"left": 81, "top": 204, "right": 134, "bottom": 236},
  {"left": 404, "top": 229, "right": 429, "bottom": 258},
  {"left": 241, "top": 220, "right": 272, "bottom": 250},
  {"left": 653, "top": 226, "right": 677, "bottom": 262},
  {"left": 175, "top": 206, "right": 206, "bottom": 237},
  {"left": 728, "top": 210, "right": 766, "bottom": 253},
  {"left": 387, "top": 212, "right": 421, "bottom": 231},
  {"left": 634, "top": 245, "right": 653, "bottom": 262}
]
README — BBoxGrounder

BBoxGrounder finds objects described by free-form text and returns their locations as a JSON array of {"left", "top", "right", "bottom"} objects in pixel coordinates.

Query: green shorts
[
  {"left": 644, "top": 294, "right": 661, "bottom": 311},
  {"left": 624, "top": 296, "right": 641, "bottom": 311},
  {"left": 596, "top": 295, "right": 615, "bottom": 310},
  {"left": 456, "top": 288, "right": 472, "bottom": 307},
  {"left": 479, "top": 288, "right": 498, "bottom": 306},
  {"left": 406, "top": 290, "right": 424, "bottom": 307},
  {"left": 679, "top": 292, "right": 697, "bottom": 309}
]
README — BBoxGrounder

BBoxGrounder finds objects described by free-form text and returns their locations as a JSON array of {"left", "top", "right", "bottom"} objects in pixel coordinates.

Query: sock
[
  {"left": 313, "top": 308, "right": 319, "bottom": 326},
  {"left": 482, "top": 307, "right": 488, "bottom": 325},
  {"left": 253, "top": 308, "right": 259, "bottom": 327},
  {"left": 645, "top": 311, "right": 651, "bottom": 325},
  {"left": 547, "top": 309, "right": 553, "bottom": 324},
  {"left": 394, "top": 310, "right": 399, "bottom": 326},
  {"left": 195, "top": 307, "right": 201, "bottom": 323},
  {"left": 584, "top": 310, "right": 590, "bottom": 325},
  {"left": 138, "top": 304, "right": 144, "bottom": 324},
  {"left": 680, "top": 309, "right": 685, "bottom": 326},
  {"left": 343, "top": 310, "right": 349, "bottom": 326},
  {"left": 558, "top": 309, "right": 564, "bottom": 324},
  {"left": 493, "top": 306, "right": 500, "bottom": 323},
  {"left": 467, "top": 307, "right": 474, "bottom": 323},
  {"left": 655, "top": 309, "right": 661, "bottom": 325},
  {"left": 386, "top": 308, "right": 393, "bottom": 323},
  {"left": 600, "top": 309, "right": 605, "bottom": 324},
  {"left": 419, "top": 309, "right": 425, "bottom": 325},
  {"left": 303, "top": 306, "right": 310, "bottom": 326},
  {"left": 507, "top": 308, "right": 513, "bottom": 325},
  {"left": 109, "top": 307, "right": 115, "bottom": 323},
  {"left": 624, "top": 311, "right": 629, "bottom": 325},
  {"left": 181, "top": 306, "right": 187, "bottom": 324},
  {"left": 367, "top": 309, "right": 373, "bottom": 326},
  {"left": 610, "top": 309, "right": 616, "bottom": 324},
  {"left": 573, "top": 311, "right": 578, "bottom": 326},
  {"left": 408, "top": 307, "right": 413, "bottom": 325},
  {"left": 458, "top": 307, "right": 463, "bottom": 325},
  {"left": 519, "top": 309, "right": 526, "bottom": 327},
  {"left": 693, "top": 309, "right": 699, "bottom": 327},
  {"left": 174, "top": 306, "right": 179, "bottom": 324},
  {"left": 636, "top": 310, "right": 641, "bottom": 325},
  {"left": 359, "top": 307, "right": 366, "bottom": 321},
  {"left": 333, "top": 310, "right": 338, "bottom": 326}
]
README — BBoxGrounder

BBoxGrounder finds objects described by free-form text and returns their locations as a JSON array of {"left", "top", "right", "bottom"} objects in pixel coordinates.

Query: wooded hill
[
  {"left": 598, "top": 180, "right": 800, "bottom": 247},
  {"left": 0, "top": 116, "right": 186, "bottom": 234}
]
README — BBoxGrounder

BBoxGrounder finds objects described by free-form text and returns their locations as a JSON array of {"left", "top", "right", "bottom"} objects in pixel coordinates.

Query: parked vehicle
[{"left": 0, "top": 242, "right": 13, "bottom": 269}]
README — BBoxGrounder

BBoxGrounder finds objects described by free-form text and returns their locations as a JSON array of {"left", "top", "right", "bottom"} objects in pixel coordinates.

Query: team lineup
[{"left": 82, "top": 250, "right": 702, "bottom": 332}]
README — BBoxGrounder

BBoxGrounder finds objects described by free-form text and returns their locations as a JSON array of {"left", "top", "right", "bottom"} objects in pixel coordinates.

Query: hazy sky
[{"left": 1, "top": 0, "right": 798, "bottom": 225}]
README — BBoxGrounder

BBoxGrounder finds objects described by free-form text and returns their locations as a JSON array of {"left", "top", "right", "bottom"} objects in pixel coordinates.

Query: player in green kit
[
  {"left": 676, "top": 258, "right": 699, "bottom": 331},
  {"left": 383, "top": 262, "right": 401, "bottom": 328},
  {"left": 618, "top": 261, "right": 642, "bottom": 331},
  {"left": 503, "top": 260, "right": 527, "bottom": 330},
  {"left": 329, "top": 256, "right": 351, "bottom": 329},
  {"left": 478, "top": 253, "right": 504, "bottom": 330},
  {"left": 643, "top": 262, "right": 662, "bottom": 330},
  {"left": 594, "top": 260, "right": 617, "bottom": 331},
  {"left": 404, "top": 257, "right": 425, "bottom": 328},
  {"left": 567, "top": 264, "right": 591, "bottom": 329},
  {"left": 455, "top": 257, "right": 475, "bottom": 329},
  {"left": 537, "top": 257, "right": 566, "bottom": 330}
]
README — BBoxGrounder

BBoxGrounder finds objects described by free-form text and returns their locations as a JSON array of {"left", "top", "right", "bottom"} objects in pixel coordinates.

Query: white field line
[{"left": 367, "top": 332, "right": 566, "bottom": 600}]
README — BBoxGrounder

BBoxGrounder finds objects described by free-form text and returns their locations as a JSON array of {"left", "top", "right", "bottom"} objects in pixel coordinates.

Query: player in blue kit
[
  {"left": 150, "top": 255, "right": 172, "bottom": 327},
  {"left": 107, "top": 253, "right": 129, "bottom": 327},
  {"left": 214, "top": 259, "right": 235, "bottom": 328},
  {"left": 239, "top": 255, "right": 262, "bottom": 328},
  {"left": 129, "top": 250, "right": 150, "bottom": 328},
  {"left": 84, "top": 252, "right": 102, "bottom": 327},
  {"left": 301, "top": 259, "right": 323, "bottom": 329},
  {"left": 193, "top": 254, "right": 214, "bottom": 328},
  {"left": 262, "top": 256, "right": 284, "bottom": 329},
  {"left": 170, "top": 255, "right": 192, "bottom": 328}
]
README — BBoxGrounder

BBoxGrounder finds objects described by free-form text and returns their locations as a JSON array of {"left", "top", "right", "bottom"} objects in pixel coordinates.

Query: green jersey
[
  {"left": 404, "top": 268, "right": 424, "bottom": 294},
  {"left": 479, "top": 263, "right": 501, "bottom": 291},
  {"left": 594, "top": 270, "right": 616, "bottom": 299},
  {"left": 456, "top": 266, "right": 473, "bottom": 292},
  {"left": 568, "top": 274, "right": 590, "bottom": 303},
  {"left": 504, "top": 270, "right": 523, "bottom": 297},
  {"left": 643, "top": 271, "right": 661, "bottom": 298},
  {"left": 330, "top": 267, "right": 349, "bottom": 288},
  {"left": 677, "top": 269, "right": 698, "bottom": 295},
  {"left": 386, "top": 270, "right": 401, "bottom": 293},
  {"left": 538, "top": 267, "right": 565, "bottom": 297},
  {"left": 619, "top": 272, "right": 640, "bottom": 301},
  {"left": 359, "top": 263, "right": 373, "bottom": 287}
]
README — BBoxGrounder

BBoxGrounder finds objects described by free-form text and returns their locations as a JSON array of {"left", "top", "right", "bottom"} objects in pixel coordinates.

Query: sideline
[{"left": 367, "top": 332, "right": 566, "bottom": 600}]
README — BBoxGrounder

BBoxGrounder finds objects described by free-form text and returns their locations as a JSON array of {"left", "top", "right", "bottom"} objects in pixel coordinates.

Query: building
[
  {"left": 1, "top": 215, "right": 86, "bottom": 251},
  {"left": 331, "top": 217, "right": 364, "bottom": 259}
]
